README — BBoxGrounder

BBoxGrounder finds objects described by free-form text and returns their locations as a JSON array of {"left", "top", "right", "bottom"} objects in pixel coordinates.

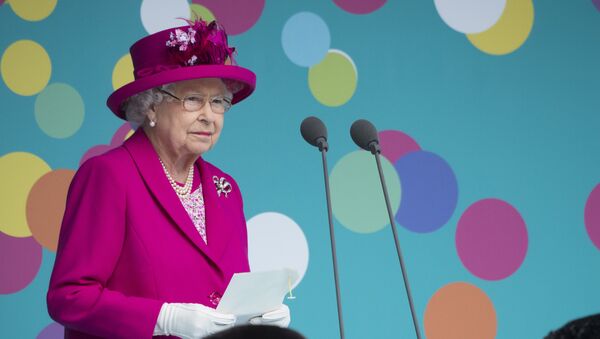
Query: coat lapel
[
  {"left": 197, "top": 158, "right": 235, "bottom": 262},
  {"left": 123, "top": 129, "right": 222, "bottom": 270}
]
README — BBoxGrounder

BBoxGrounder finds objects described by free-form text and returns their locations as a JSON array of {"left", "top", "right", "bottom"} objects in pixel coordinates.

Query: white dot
[
  {"left": 140, "top": 0, "right": 191, "bottom": 34},
  {"left": 247, "top": 212, "right": 309, "bottom": 288},
  {"left": 434, "top": 0, "right": 506, "bottom": 34}
]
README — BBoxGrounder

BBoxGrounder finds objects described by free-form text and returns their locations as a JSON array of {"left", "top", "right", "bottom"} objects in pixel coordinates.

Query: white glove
[
  {"left": 249, "top": 304, "right": 291, "bottom": 327},
  {"left": 154, "top": 302, "right": 236, "bottom": 338}
]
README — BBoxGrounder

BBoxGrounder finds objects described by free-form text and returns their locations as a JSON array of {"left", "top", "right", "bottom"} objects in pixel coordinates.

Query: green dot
[
  {"left": 34, "top": 83, "right": 84, "bottom": 139},
  {"left": 308, "top": 49, "right": 357, "bottom": 107},
  {"left": 331, "top": 151, "right": 401, "bottom": 233},
  {"left": 190, "top": 4, "right": 215, "bottom": 22}
]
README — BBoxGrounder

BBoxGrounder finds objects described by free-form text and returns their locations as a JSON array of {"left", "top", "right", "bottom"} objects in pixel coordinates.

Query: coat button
[{"left": 208, "top": 291, "right": 222, "bottom": 306}]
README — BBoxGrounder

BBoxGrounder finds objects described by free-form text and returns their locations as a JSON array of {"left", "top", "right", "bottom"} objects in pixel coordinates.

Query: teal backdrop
[{"left": 1, "top": 1, "right": 600, "bottom": 338}]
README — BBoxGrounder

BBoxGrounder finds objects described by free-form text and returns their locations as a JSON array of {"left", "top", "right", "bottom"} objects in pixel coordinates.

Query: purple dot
[
  {"left": 0, "top": 233, "right": 42, "bottom": 294},
  {"left": 333, "top": 0, "right": 387, "bottom": 14},
  {"left": 79, "top": 144, "right": 113, "bottom": 166},
  {"left": 37, "top": 323, "right": 63, "bottom": 339},
  {"left": 456, "top": 199, "right": 528, "bottom": 281},
  {"left": 394, "top": 151, "right": 458, "bottom": 233},
  {"left": 379, "top": 130, "right": 421, "bottom": 164},
  {"left": 585, "top": 184, "right": 600, "bottom": 250},
  {"left": 593, "top": 0, "right": 600, "bottom": 12},
  {"left": 192, "top": 0, "right": 265, "bottom": 35}
]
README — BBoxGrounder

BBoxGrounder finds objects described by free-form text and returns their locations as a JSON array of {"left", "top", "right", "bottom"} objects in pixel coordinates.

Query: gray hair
[
  {"left": 123, "top": 80, "right": 236, "bottom": 128},
  {"left": 123, "top": 83, "right": 175, "bottom": 128}
]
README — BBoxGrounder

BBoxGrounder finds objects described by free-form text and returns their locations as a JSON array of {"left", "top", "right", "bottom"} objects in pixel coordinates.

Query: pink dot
[
  {"left": 378, "top": 130, "right": 421, "bottom": 163},
  {"left": 585, "top": 184, "right": 600, "bottom": 250},
  {"left": 593, "top": 0, "right": 600, "bottom": 12},
  {"left": 0, "top": 233, "right": 42, "bottom": 294},
  {"left": 456, "top": 199, "right": 528, "bottom": 281},
  {"left": 37, "top": 323, "right": 63, "bottom": 339},
  {"left": 79, "top": 144, "right": 113, "bottom": 166},
  {"left": 110, "top": 123, "right": 133, "bottom": 147},
  {"left": 333, "top": 0, "right": 387, "bottom": 14},
  {"left": 192, "top": 0, "right": 265, "bottom": 35}
]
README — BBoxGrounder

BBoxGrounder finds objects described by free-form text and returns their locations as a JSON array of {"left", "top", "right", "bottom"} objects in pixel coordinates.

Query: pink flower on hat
[
  {"left": 166, "top": 27, "right": 198, "bottom": 52},
  {"left": 165, "top": 19, "right": 235, "bottom": 67},
  {"left": 187, "top": 55, "right": 198, "bottom": 66}
]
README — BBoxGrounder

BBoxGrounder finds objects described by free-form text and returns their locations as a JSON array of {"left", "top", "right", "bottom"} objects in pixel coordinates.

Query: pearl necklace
[{"left": 159, "top": 158, "right": 194, "bottom": 198}]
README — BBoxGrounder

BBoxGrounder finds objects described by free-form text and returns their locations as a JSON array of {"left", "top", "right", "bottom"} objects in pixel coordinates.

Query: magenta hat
[{"left": 107, "top": 19, "right": 256, "bottom": 119}]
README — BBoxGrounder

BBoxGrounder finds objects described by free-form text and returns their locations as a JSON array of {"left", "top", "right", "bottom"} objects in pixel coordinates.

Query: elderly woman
[{"left": 47, "top": 19, "right": 290, "bottom": 338}]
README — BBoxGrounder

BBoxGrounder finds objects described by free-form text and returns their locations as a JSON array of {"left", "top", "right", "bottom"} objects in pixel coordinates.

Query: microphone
[
  {"left": 301, "top": 116, "right": 328, "bottom": 151},
  {"left": 350, "top": 119, "right": 422, "bottom": 339},
  {"left": 349, "top": 119, "right": 380, "bottom": 154},
  {"left": 300, "top": 116, "right": 345, "bottom": 339}
]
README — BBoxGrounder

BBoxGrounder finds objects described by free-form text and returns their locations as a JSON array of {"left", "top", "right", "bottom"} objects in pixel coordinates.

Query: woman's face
[{"left": 147, "top": 78, "right": 229, "bottom": 158}]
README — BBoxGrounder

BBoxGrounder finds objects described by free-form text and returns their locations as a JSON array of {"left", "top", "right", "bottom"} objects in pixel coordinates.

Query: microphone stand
[
  {"left": 370, "top": 143, "right": 422, "bottom": 339},
  {"left": 318, "top": 140, "right": 346, "bottom": 339}
]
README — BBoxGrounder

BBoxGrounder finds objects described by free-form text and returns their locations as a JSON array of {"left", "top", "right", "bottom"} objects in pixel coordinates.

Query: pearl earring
[{"left": 149, "top": 120, "right": 156, "bottom": 127}]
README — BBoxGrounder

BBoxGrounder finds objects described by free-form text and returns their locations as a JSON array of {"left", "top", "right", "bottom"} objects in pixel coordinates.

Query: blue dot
[
  {"left": 281, "top": 12, "right": 330, "bottom": 67},
  {"left": 394, "top": 151, "right": 458, "bottom": 233}
]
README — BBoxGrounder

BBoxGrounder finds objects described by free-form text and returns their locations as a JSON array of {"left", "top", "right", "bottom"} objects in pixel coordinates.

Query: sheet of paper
[{"left": 217, "top": 268, "right": 299, "bottom": 324}]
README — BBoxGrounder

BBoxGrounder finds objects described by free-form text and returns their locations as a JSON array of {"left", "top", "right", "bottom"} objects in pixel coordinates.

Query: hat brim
[{"left": 107, "top": 65, "right": 256, "bottom": 119}]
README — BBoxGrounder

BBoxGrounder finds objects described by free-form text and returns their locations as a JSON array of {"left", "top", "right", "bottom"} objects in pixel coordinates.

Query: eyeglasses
[{"left": 158, "top": 89, "right": 232, "bottom": 114}]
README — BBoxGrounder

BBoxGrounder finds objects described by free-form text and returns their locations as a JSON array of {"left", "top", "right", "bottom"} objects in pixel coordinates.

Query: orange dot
[
  {"left": 26, "top": 169, "right": 75, "bottom": 251},
  {"left": 424, "top": 282, "right": 497, "bottom": 339}
]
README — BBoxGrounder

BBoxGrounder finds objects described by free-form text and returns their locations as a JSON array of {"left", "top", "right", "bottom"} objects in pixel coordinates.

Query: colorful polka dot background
[{"left": 1, "top": 1, "right": 599, "bottom": 338}]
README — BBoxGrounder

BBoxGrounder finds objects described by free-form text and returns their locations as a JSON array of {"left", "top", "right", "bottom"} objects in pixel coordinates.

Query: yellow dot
[
  {"left": 124, "top": 129, "right": 135, "bottom": 141},
  {"left": 112, "top": 54, "right": 134, "bottom": 90},
  {"left": 308, "top": 50, "right": 358, "bottom": 107},
  {"left": 190, "top": 3, "right": 215, "bottom": 22},
  {"left": 8, "top": 0, "right": 57, "bottom": 21},
  {"left": 1, "top": 40, "right": 52, "bottom": 96},
  {"left": 0, "top": 152, "right": 51, "bottom": 237},
  {"left": 466, "top": 0, "right": 534, "bottom": 55}
]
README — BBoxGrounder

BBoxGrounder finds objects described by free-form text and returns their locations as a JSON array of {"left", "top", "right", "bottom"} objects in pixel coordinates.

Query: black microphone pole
[
  {"left": 319, "top": 140, "right": 346, "bottom": 339},
  {"left": 301, "top": 117, "right": 345, "bottom": 339},
  {"left": 350, "top": 119, "right": 422, "bottom": 339}
]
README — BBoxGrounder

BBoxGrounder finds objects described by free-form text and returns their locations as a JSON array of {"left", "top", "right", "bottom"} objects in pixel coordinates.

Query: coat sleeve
[{"left": 46, "top": 155, "right": 163, "bottom": 338}]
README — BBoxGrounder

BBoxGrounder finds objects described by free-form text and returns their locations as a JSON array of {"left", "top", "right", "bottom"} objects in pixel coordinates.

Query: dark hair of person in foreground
[
  {"left": 204, "top": 325, "right": 306, "bottom": 339},
  {"left": 545, "top": 314, "right": 600, "bottom": 339}
]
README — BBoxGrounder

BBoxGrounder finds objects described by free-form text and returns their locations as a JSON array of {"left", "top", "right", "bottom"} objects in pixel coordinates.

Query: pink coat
[{"left": 47, "top": 129, "right": 250, "bottom": 338}]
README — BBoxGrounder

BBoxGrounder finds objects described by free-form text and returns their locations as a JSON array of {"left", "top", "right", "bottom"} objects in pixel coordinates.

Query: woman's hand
[
  {"left": 154, "top": 303, "right": 236, "bottom": 338},
  {"left": 249, "top": 304, "right": 291, "bottom": 327}
]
